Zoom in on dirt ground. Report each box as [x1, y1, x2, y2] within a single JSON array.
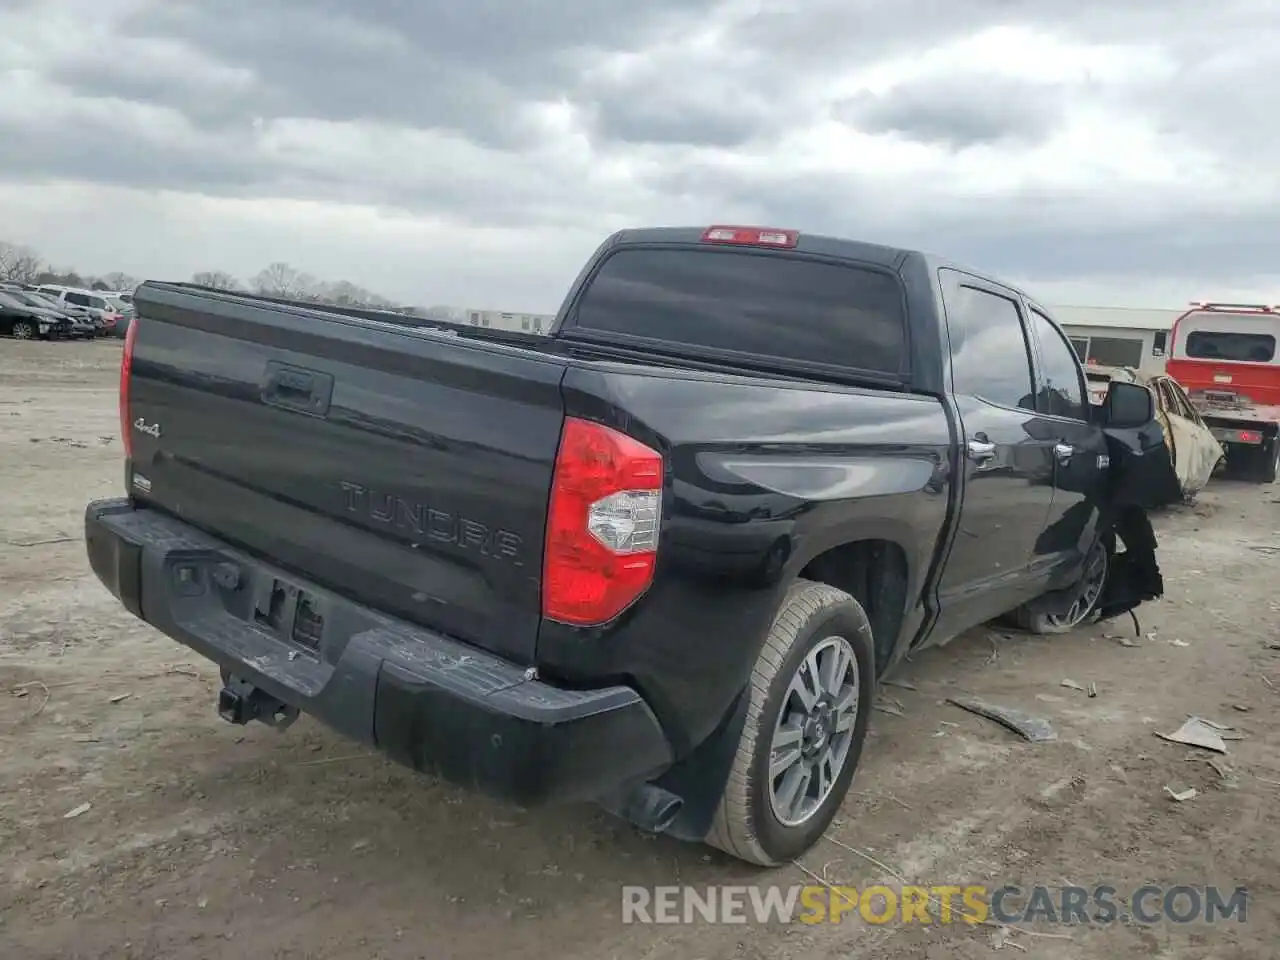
[[3, 338, 1279, 960]]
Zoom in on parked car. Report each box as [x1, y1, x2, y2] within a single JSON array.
[[0, 290, 75, 339], [2, 290, 96, 338], [1085, 364, 1224, 498], [25, 290, 107, 335], [85, 225, 1171, 867], [104, 290, 136, 313], [35, 285, 128, 334]]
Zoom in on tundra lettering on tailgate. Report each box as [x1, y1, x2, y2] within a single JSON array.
[[338, 481, 523, 564]]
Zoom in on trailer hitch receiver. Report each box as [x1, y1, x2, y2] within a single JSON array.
[[217, 675, 300, 730]]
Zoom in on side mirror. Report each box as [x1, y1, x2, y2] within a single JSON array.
[[1103, 380, 1153, 428]]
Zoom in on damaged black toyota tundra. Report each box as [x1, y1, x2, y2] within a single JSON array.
[[86, 226, 1172, 866]]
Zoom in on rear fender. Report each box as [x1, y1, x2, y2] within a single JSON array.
[[1030, 414, 1175, 623]]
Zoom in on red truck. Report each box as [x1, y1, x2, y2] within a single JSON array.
[[1165, 301, 1280, 484]]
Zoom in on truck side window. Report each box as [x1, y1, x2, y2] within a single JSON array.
[[1028, 309, 1087, 421], [946, 284, 1035, 410]]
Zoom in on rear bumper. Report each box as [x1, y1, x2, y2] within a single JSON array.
[[85, 498, 673, 807], [1206, 425, 1277, 446]]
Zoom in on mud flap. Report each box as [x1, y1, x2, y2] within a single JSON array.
[[1092, 418, 1178, 623]]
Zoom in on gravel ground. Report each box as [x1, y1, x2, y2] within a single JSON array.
[[3, 338, 1279, 959]]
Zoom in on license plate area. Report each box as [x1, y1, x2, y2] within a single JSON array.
[[254, 578, 325, 655]]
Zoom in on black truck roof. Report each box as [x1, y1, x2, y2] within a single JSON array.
[[597, 226, 1050, 313]]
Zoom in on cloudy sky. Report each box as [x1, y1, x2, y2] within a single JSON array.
[[1, 0, 1276, 311]]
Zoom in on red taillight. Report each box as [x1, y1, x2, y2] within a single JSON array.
[[701, 225, 799, 248], [542, 417, 664, 626], [1239, 431, 1263, 443], [119, 319, 138, 458]]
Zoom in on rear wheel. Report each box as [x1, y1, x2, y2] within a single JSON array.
[[705, 579, 875, 866], [1016, 536, 1108, 635], [1255, 442, 1279, 484], [1223, 441, 1278, 482]]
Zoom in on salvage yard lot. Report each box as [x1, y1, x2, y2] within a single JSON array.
[[2, 339, 1279, 960]]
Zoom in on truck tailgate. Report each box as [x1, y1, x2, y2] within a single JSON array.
[[126, 285, 567, 664]]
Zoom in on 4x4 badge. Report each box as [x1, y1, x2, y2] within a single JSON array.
[[133, 417, 161, 439]]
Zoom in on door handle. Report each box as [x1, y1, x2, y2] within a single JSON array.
[[967, 438, 996, 462], [274, 369, 315, 396], [1053, 442, 1074, 463]]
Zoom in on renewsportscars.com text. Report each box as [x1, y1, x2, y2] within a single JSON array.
[[621, 883, 1249, 926]]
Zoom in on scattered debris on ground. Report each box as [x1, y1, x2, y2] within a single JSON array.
[[945, 696, 1057, 743], [1155, 717, 1230, 753]]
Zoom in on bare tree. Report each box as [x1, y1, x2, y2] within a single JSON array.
[[319, 279, 358, 305], [101, 271, 140, 291], [34, 268, 88, 287], [294, 272, 320, 299], [0, 238, 399, 309], [0, 241, 45, 284], [191, 270, 240, 290], [251, 262, 317, 299], [317, 279, 393, 307]]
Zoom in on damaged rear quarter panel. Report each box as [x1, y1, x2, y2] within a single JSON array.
[[1092, 418, 1177, 622]]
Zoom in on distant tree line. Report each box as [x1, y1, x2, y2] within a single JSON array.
[[0, 240, 398, 309], [193, 262, 398, 309], [0, 240, 139, 292]]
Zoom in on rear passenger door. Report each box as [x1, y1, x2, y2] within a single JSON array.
[[1158, 377, 1222, 492], [1024, 305, 1107, 582], [931, 271, 1057, 640]]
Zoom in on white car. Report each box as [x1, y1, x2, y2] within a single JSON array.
[[1085, 365, 1225, 498], [35, 285, 130, 333]]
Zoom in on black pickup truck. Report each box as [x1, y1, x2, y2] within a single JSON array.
[[86, 225, 1170, 866]]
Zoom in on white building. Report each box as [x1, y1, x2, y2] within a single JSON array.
[[403, 305, 554, 333], [1050, 304, 1183, 374], [459, 308, 555, 333]]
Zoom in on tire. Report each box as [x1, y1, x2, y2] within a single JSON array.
[[1015, 536, 1108, 635], [12, 320, 35, 340], [1253, 442, 1279, 484], [705, 579, 876, 866]]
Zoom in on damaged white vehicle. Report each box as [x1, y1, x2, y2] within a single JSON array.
[[1085, 365, 1225, 499]]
